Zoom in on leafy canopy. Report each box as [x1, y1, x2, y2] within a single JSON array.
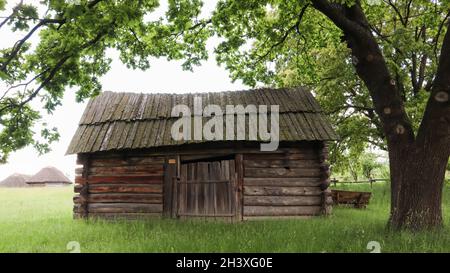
[[0, 0, 449, 167]]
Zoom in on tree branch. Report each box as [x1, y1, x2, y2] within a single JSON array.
[[0, 22, 111, 114], [386, 0, 407, 27], [0, 18, 66, 73], [0, 0, 23, 29], [0, 0, 104, 73], [256, 5, 309, 62], [417, 16, 450, 143], [313, 0, 415, 145]]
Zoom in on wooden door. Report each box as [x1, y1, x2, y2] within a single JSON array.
[[176, 159, 237, 220]]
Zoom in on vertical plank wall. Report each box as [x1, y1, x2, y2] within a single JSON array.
[[73, 153, 165, 219], [242, 146, 332, 220]]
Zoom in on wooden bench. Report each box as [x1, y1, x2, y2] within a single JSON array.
[[331, 190, 372, 208]]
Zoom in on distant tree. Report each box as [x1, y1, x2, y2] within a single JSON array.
[[347, 160, 360, 182], [360, 153, 382, 181]]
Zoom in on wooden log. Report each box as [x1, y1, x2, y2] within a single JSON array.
[[320, 179, 331, 190], [73, 212, 83, 219], [78, 155, 90, 218], [74, 203, 163, 213], [86, 213, 162, 220], [243, 159, 320, 168], [244, 196, 322, 206], [75, 175, 163, 185], [87, 184, 162, 194], [235, 154, 244, 221], [180, 154, 234, 162], [244, 178, 321, 187], [319, 163, 330, 171], [75, 167, 84, 175], [244, 153, 318, 161], [76, 154, 89, 165], [244, 186, 322, 196], [74, 193, 162, 204], [164, 157, 177, 217], [74, 184, 83, 193], [88, 146, 314, 159], [88, 165, 163, 175], [243, 205, 321, 216], [90, 157, 165, 167], [245, 167, 321, 178]]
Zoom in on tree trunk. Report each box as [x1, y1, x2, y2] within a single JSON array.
[[388, 141, 449, 231], [312, 0, 450, 231]]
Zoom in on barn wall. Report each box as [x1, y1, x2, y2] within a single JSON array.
[[73, 142, 332, 221], [242, 144, 332, 220], [73, 153, 165, 219]]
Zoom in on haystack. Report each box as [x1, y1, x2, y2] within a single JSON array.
[[26, 166, 72, 186], [0, 173, 31, 187]]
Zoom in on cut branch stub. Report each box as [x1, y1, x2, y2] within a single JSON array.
[[434, 91, 449, 103], [395, 124, 406, 135], [366, 54, 374, 62]]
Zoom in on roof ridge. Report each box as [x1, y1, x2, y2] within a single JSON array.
[[100, 87, 302, 96]]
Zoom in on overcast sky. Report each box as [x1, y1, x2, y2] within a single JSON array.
[[0, 0, 248, 180]]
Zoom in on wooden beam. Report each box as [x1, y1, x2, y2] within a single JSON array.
[[163, 156, 177, 218], [235, 154, 244, 221], [243, 205, 321, 216], [244, 196, 322, 206], [244, 186, 322, 196]]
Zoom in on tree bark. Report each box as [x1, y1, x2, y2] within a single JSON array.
[[313, 0, 450, 231], [388, 142, 448, 230]]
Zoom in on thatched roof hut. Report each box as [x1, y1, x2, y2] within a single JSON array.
[[0, 173, 31, 187], [26, 166, 72, 187]]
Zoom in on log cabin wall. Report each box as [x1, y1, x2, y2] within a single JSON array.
[[73, 153, 165, 219], [72, 142, 332, 221], [242, 144, 330, 220]]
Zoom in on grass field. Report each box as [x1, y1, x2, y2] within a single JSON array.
[[0, 183, 449, 253]]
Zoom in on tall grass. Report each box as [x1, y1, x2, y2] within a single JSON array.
[[0, 184, 448, 253]]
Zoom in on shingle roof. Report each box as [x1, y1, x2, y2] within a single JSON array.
[[67, 87, 337, 154]]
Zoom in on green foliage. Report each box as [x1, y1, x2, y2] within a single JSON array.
[[1, 0, 449, 167], [0, 0, 212, 161], [8, 4, 38, 31], [332, 151, 386, 182], [360, 153, 382, 180], [209, 1, 447, 173]]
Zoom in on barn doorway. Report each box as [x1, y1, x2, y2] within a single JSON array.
[[176, 156, 237, 220]]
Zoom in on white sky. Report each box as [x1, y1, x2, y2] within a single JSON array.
[[0, 0, 248, 180]]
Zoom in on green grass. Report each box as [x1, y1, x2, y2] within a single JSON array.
[[0, 183, 449, 253]]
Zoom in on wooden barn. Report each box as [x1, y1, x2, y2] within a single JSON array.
[[67, 87, 337, 221]]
